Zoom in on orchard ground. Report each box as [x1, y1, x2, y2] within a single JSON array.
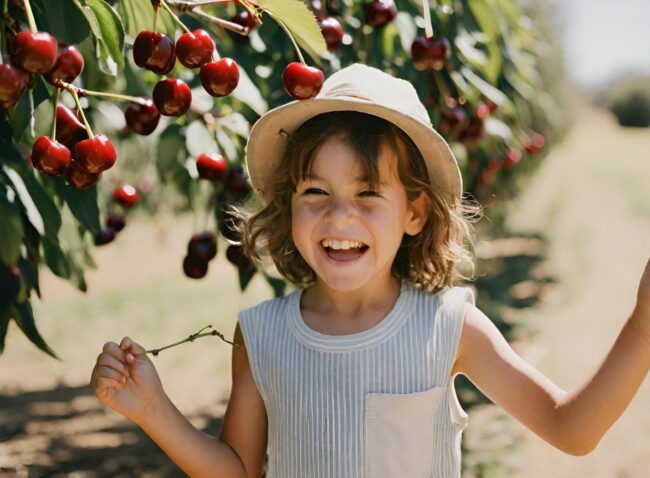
[[1, 103, 649, 477]]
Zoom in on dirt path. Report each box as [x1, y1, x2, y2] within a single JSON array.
[[502, 106, 650, 477]]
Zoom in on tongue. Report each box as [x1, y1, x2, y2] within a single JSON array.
[[327, 247, 364, 261]]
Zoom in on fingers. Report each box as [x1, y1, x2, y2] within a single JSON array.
[[119, 336, 147, 356], [96, 350, 129, 376]]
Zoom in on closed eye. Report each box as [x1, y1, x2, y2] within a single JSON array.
[[358, 190, 381, 198], [303, 188, 327, 195]]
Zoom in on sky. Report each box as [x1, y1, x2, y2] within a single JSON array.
[[559, 0, 650, 88]]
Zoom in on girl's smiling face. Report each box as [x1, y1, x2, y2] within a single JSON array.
[[291, 135, 428, 293]]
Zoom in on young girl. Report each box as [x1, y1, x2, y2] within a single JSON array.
[[91, 63, 650, 478]]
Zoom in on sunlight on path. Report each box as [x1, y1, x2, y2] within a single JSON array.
[[506, 106, 650, 477]]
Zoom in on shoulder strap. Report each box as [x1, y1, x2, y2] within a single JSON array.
[[237, 295, 289, 402], [434, 286, 475, 383]]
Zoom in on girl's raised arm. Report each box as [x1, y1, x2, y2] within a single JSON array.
[[453, 258, 650, 456]]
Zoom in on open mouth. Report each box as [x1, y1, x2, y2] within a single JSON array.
[[320, 239, 369, 262]]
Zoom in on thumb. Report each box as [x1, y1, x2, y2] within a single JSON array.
[[120, 336, 147, 355]]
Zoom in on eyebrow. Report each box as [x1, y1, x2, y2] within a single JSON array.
[[305, 173, 388, 187]]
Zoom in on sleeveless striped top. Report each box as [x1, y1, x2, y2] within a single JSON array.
[[238, 282, 474, 478]]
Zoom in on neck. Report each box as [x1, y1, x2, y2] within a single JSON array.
[[303, 275, 402, 320]]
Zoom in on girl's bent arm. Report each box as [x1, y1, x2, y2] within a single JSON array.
[[136, 323, 267, 477], [136, 394, 247, 477], [454, 302, 650, 456]]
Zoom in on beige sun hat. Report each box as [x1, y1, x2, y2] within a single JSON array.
[[245, 63, 462, 203]]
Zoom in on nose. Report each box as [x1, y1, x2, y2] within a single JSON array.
[[325, 195, 356, 226]]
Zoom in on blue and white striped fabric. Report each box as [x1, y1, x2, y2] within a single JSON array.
[[238, 282, 474, 478]]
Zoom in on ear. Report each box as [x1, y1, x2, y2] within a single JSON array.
[[405, 192, 430, 236]]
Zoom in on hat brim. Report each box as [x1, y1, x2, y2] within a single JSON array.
[[245, 97, 462, 203]]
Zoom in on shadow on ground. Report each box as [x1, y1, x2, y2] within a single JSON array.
[[0, 383, 225, 477], [0, 232, 553, 478]]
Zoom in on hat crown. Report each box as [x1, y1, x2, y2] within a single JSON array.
[[316, 63, 432, 127]]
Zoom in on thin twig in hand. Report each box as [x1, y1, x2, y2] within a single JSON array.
[[142, 325, 241, 356]]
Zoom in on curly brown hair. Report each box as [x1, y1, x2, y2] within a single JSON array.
[[230, 111, 481, 293]]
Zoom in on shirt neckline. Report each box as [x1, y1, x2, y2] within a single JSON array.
[[287, 281, 414, 352]]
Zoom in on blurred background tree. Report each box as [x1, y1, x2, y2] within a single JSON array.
[[0, 0, 567, 359]]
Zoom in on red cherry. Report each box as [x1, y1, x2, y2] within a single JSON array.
[[187, 231, 217, 262], [124, 99, 160, 135], [132, 31, 176, 75], [475, 102, 491, 119], [31, 136, 71, 176], [226, 245, 253, 270], [0, 61, 30, 109], [438, 107, 468, 137], [524, 133, 545, 154], [224, 167, 252, 200], [503, 148, 522, 168], [196, 153, 228, 182], [176, 29, 214, 68], [95, 227, 116, 246], [153, 78, 192, 116], [113, 184, 139, 208], [106, 213, 126, 232], [411, 36, 450, 71], [319, 17, 344, 52], [65, 160, 100, 189], [282, 62, 324, 100], [183, 255, 209, 279], [363, 0, 397, 28], [230, 11, 259, 36], [0, 265, 21, 302], [44, 44, 84, 85], [74, 134, 117, 174], [199, 58, 239, 97], [460, 117, 484, 142], [55, 105, 88, 149], [11, 31, 58, 73]]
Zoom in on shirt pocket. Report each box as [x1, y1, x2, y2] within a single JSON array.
[[364, 385, 445, 478]]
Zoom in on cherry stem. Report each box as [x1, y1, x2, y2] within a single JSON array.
[[264, 9, 305, 65], [191, 7, 246, 38], [66, 86, 94, 139], [160, 0, 192, 34], [422, 0, 434, 39], [168, 0, 234, 8], [50, 88, 58, 140], [56, 80, 149, 105], [141, 325, 241, 356], [153, 4, 159, 33], [21, 0, 37, 33], [432, 70, 452, 107]]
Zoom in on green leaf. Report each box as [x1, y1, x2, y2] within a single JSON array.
[[76, 0, 125, 75], [263, 274, 286, 298], [0, 303, 11, 355], [186, 121, 217, 159], [157, 123, 192, 194], [461, 66, 512, 111], [238, 266, 256, 291], [257, 0, 329, 63], [0, 188, 24, 267], [232, 64, 268, 117], [13, 301, 59, 359], [54, 181, 101, 234], [31, 0, 90, 44], [7, 90, 34, 143], [0, 144, 61, 240], [466, 0, 503, 84], [118, 0, 175, 38], [42, 235, 72, 280]]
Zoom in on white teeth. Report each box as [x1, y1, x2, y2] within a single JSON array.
[[321, 239, 365, 250]]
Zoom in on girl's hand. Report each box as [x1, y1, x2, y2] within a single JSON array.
[[90, 336, 166, 425]]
